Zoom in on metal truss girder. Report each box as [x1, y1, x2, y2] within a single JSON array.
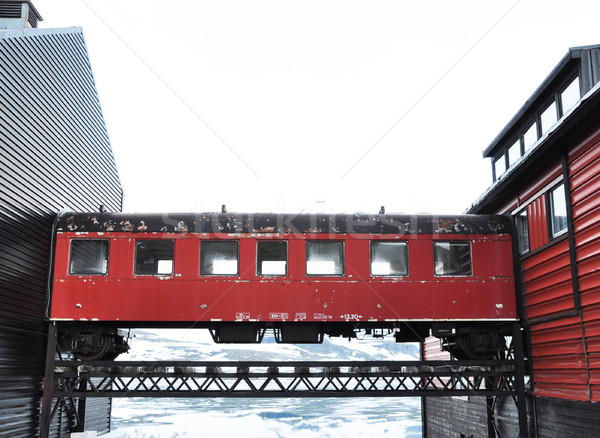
[[53, 360, 517, 398]]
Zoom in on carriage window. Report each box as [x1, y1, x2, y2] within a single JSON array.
[[550, 183, 568, 237], [200, 241, 239, 275], [515, 209, 530, 254], [69, 240, 108, 275], [370, 241, 408, 276], [433, 242, 472, 276], [306, 241, 344, 276], [135, 240, 174, 275], [257, 241, 287, 276]]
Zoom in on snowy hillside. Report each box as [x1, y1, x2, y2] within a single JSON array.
[[105, 329, 422, 438], [117, 328, 420, 362]]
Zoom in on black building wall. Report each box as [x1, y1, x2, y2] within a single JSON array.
[[0, 27, 122, 436]]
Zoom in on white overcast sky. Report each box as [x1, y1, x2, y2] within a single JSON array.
[[36, 1, 600, 214]]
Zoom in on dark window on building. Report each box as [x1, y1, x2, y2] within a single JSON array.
[[523, 121, 538, 151], [200, 241, 239, 275], [306, 241, 344, 276], [69, 240, 109, 275], [433, 242, 472, 276], [540, 100, 558, 135], [515, 209, 530, 254], [494, 155, 506, 179], [550, 183, 568, 237], [135, 240, 174, 275], [370, 241, 408, 276], [507, 139, 520, 167], [257, 241, 287, 276], [560, 76, 580, 115]]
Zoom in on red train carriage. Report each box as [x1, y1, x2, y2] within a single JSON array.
[[48, 212, 517, 359]]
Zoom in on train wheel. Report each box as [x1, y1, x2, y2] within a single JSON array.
[[73, 333, 111, 361], [451, 332, 505, 360]]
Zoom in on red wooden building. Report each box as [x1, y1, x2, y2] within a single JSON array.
[[425, 45, 600, 437]]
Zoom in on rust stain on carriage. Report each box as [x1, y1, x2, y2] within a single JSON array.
[[175, 221, 188, 232]]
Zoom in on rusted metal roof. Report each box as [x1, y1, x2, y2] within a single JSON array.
[[55, 211, 514, 236]]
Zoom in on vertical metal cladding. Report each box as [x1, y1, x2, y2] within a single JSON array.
[[527, 196, 549, 251], [0, 27, 122, 436], [569, 124, 600, 402]]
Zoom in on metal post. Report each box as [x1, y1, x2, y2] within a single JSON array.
[[73, 382, 87, 432], [486, 393, 496, 438], [513, 323, 529, 438], [40, 323, 57, 438], [419, 342, 427, 438]]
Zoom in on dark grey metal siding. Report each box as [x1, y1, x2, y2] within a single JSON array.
[[534, 396, 600, 437], [425, 396, 600, 438], [0, 27, 122, 437]]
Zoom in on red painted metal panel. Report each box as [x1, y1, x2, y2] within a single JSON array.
[[522, 239, 573, 319], [574, 222, 600, 257], [532, 339, 585, 356], [571, 190, 600, 227], [50, 232, 517, 323], [528, 196, 549, 251], [586, 338, 600, 353], [570, 172, 600, 210], [534, 384, 590, 401], [529, 313, 589, 400], [562, 126, 600, 403], [568, 131, 600, 179], [522, 238, 571, 279], [534, 369, 588, 385], [529, 315, 583, 344]]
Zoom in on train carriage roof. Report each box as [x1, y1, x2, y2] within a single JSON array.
[[56, 212, 512, 235]]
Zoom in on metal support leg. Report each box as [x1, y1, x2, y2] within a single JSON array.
[[513, 323, 528, 438], [73, 382, 87, 432], [419, 342, 428, 438], [40, 323, 57, 438], [486, 393, 496, 438]]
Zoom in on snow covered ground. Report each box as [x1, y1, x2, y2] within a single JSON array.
[[103, 329, 422, 437]]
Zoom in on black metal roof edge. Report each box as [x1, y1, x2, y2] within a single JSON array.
[[55, 211, 513, 235], [467, 77, 600, 214], [482, 45, 600, 158], [26, 1, 42, 21], [0, 0, 43, 21]]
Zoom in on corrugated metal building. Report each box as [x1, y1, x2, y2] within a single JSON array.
[[0, 2, 122, 436], [425, 45, 600, 437]]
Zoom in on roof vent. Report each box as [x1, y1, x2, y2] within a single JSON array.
[[0, 1, 42, 29]]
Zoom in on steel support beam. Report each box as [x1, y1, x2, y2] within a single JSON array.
[[52, 360, 517, 398], [513, 323, 529, 438], [40, 323, 57, 438]]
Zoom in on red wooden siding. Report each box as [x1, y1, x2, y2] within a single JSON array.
[[569, 124, 600, 402]]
